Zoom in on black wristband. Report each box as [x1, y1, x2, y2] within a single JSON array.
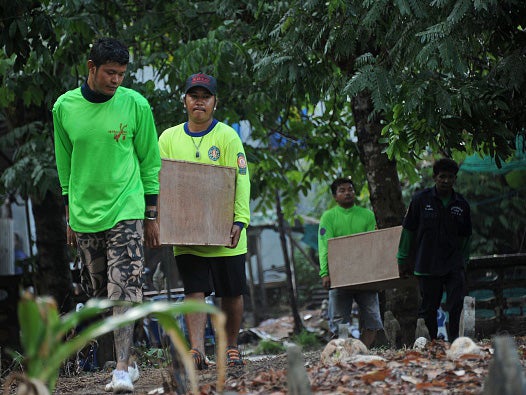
[[145, 209, 158, 220], [145, 194, 158, 206]]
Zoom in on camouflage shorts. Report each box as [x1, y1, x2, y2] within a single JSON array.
[[76, 220, 144, 302]]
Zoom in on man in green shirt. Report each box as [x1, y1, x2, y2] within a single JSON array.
[[53, 37, 161, 393], [318, 177, 383, 347], [159, 73, 250, 370]]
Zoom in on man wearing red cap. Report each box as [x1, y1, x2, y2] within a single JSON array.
[[159, 73, 250, 370]]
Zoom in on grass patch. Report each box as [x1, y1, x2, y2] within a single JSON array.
[[291, 330, 322, 350], [255, 339, 286, 355]]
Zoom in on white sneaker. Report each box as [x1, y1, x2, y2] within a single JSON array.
[[128, 362, 140, 383], [104, 369, 134, 393]]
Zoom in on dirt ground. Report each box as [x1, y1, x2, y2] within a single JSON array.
[[50, 350, 303, 395], [50, 311, 324, 395], [1, 308, 525, 394], [49, 335, 526, 395]]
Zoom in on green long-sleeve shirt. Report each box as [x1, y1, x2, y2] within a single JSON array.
[[158, 120, 250, 257], [53, 86, 161, 232], [318, 205, 376, 278]]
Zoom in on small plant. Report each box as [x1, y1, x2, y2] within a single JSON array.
[[255, 339, 286, 355], [291, 330, 321, 350], [127, 346, 171, 369], [4, 291, 227, 395], [145, 347, 167, 361], [0, 350, 24, 381], [293, 249, 321, 307]]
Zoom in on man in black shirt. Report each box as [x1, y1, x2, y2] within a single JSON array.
[[397, 158, 472, 341]]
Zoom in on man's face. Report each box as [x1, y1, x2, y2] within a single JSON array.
[[334, 182, 355, 208], [184, 87, 216, 125], [88, 61, 127, 96], [433, 171, 457, 194]]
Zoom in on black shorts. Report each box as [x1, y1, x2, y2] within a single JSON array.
[[176, 254, 248, 297]]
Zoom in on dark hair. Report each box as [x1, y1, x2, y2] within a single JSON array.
[[330, 177, 355, 195], [433, 158, 459, 175], [89, 37, 129, 67]]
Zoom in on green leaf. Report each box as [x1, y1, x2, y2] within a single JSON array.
[[17, 19, 28, 37], [17, 293, 46, 359], [39, 299, 219, 390], [8, 21, 17, 38]]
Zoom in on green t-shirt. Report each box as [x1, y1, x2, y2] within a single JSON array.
[[317, 205, 376, 278], [53, 86, 161, 232], [158, 120, 250, 257]]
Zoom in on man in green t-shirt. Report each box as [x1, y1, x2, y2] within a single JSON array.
[[159, 73, 250, 370], [53, 37, 161, 393], [318, 177, 383, 347]]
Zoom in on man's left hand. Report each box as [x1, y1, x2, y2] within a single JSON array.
[[227, 223, 242, 248], [144, 220, 160, 248], [322, 275, 331, 290]]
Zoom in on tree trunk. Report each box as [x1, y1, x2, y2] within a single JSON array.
[[351, 91, 419, 347], [351, 92, 406, 228], [275, 191, 303, 335], [31, 190, 74, 313]]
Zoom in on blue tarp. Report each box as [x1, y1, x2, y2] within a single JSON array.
[[301, 223, 319, 251], [460, 135, 526, 174]]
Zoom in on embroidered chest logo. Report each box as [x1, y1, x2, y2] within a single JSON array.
[[109, 123, 128, 142], [208, 146, 220, 161], [424, 204, 434, 212], [450, 206, 464, 216]]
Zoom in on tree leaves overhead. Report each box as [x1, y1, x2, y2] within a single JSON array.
[[1, 0, 525, 218], [386, 0, 526, 162], [0, 121, 57, 201]]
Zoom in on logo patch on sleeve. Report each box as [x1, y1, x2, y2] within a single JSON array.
[[237, 153, 247, 175], [320, 228, 326, 236]]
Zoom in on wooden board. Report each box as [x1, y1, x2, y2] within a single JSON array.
[[158, 159, 236, 246], [328, 225, 415, 290]]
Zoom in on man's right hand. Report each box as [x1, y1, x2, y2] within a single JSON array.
[[67, 223, 77, 247], [144, 219, 161, 248], [322, 276, 331, 290], [398, 264, 412, 278]]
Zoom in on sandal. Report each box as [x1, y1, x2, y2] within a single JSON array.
[[226, 345, 245, 367], [189, 348, 208, 370]]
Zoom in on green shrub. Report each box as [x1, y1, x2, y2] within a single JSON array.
[[293, 249, 321, 307]]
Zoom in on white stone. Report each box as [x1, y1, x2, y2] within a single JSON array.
[[447, 336, 482, 360], [320, 338, 368, 365], [413, 336, 428, 350]]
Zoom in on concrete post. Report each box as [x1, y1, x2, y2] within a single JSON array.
[[460, 296, 476, 338], [0, 218, 14, 275]]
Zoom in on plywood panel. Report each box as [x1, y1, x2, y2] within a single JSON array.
[[158, 159, 236, 246], [328, 226, 414, 290]]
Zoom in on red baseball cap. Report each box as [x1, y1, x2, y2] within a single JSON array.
[[184, 73, 217, 95]]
